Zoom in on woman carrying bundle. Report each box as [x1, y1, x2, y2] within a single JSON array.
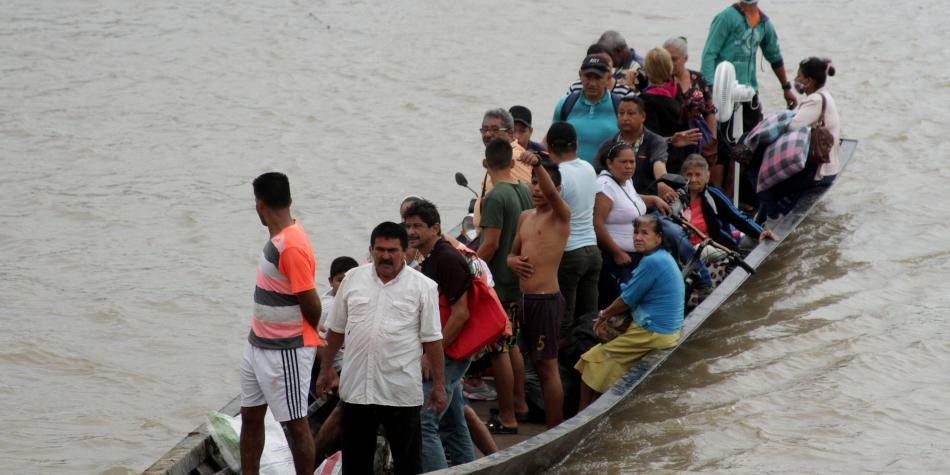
[[757, 57, 840, 222]]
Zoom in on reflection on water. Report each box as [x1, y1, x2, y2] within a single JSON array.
[[2, 0, 950, 473]]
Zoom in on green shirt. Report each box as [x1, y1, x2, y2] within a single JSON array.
[[479, 182, 533, 303], [700, 5, 783, 91]]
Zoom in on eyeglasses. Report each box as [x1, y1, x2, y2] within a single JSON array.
[[479, 127, 509, 134]]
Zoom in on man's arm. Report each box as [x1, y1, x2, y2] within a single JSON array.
[[761, 23, 797, 109], [441, 290, 469, 347], [315, 330, 343, 395], [422, 340, 446, 414], [477, 227, 502, 262], [296, 288, 322, 330], [518, 151, 570, 222], [700, 13, 730, 82], [506, 212, 534, 280]]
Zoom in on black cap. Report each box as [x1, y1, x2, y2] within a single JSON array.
[[580, 54, 610, 76], [509, 105, 532, 128]]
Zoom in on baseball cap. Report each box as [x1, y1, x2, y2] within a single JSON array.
[[740, 0, 758, 4], [509, 105, 532, 128], [580, 54, 610, 76]]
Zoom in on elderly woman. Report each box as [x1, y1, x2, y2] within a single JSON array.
[[664, 36, 720, 186], [641, 47, 702, 173], [593, 143, 671, 307], [680, 155, 776, 254], [757, 57, 840, 221], [576, 214, 685, 409]]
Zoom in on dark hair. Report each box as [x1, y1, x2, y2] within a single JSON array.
[[402, 199, 441, 227], [634, 214, 663, 237], [586, 43, 609, 56], [329, 256, 359, 279], [799, 57, 836, 88], [485, 137, 513, 170], [546, 121, 577, 156], [370, 221, 408, 250], [619, 94, 645, 114], [600, 142, 634, 170], [534, 163, 562, 188], [252, 172, 291, 209]]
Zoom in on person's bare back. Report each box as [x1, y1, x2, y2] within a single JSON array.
[[508, 153, 571, 295]]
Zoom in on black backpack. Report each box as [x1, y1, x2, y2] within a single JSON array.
[[559, 90, 623, 122]]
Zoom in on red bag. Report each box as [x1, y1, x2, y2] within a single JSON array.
[[438, 277, 508, 360]]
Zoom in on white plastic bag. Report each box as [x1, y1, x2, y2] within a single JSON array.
[[206, 409, 296, 474], [315, 451, 343, 475]]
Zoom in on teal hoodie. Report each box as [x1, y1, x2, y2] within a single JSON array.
[[700, 4, 784, 91]]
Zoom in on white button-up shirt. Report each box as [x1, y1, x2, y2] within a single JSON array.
[[326, 263, 442, 407]]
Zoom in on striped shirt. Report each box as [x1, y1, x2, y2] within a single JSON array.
[[249, 222, 320, 349]]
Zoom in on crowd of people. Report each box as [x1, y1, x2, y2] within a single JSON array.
[[236, 2, 842, 474]]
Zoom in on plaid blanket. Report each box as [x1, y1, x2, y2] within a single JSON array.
[[742, 111, 811, 192]]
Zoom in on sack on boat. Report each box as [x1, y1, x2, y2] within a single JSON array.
[[742, 110, 810, 193], [593, 313, 631, 343], [206, 409, 295, 474], [438, 275, 508, 360]]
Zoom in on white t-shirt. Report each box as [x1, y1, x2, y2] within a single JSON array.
[[318, 289, 344, 372], [597, 171, 647, 252], [326, 263, 442, 407]]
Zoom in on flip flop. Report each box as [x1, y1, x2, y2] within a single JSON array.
[[486, 409, 519, 435], [486, 418, 518, 435]]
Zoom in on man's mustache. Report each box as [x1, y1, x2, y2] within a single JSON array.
[[378, 258, 394, 266]]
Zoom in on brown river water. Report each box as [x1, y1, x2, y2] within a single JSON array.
[[2, 0, 948, 473]]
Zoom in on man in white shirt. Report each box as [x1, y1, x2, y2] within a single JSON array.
[[317, 222, 447, 475]]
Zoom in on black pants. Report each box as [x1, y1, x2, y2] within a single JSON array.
[[341, 402, 422, 475]]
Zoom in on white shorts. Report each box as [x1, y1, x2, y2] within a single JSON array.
[[241, 342, 316, 422]]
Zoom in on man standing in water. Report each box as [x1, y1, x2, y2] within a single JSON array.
[[318, 222, 446, 475], [507, 154, 571, 428], [241, 172, 321, 475]]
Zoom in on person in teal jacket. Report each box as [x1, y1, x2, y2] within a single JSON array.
[[701, 0, 797, 125]]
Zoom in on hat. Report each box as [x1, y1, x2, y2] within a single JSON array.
[[740, 0, 758, 4], [580, 54, 610, 76], [509, 105, 532, 128]]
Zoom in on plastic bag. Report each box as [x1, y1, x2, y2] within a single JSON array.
[[315, 451, 343, 475], [206, 409, 296, 474]]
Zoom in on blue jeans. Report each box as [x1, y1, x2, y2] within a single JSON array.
[[421, 356, 473, 471], [659, 216, 713, 288]]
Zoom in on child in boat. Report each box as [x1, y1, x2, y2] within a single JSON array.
[[507, 152, 571, 428]]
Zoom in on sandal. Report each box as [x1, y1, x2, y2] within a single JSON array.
[[486, 408, 518, 435]]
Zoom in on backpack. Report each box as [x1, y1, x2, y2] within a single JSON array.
[[807, 93, 834, 166], [559, 90, 623, 122]]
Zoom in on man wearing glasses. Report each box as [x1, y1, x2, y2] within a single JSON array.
[[473, 108, 532, 227], [552, 55, 621, 166]]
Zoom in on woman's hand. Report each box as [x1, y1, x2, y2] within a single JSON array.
[[655, 182, 678, 203], [644, 195, 672, 216], [613, 251, 632, 266], [759, 230, 778, 241]]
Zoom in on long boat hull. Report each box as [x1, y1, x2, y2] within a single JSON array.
[[144, 139, 857, 475]]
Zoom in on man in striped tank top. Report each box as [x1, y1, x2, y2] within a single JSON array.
[[240, 172, 322, 475]]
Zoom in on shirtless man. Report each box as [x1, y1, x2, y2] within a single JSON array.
[[506, 153, 571, 428]]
